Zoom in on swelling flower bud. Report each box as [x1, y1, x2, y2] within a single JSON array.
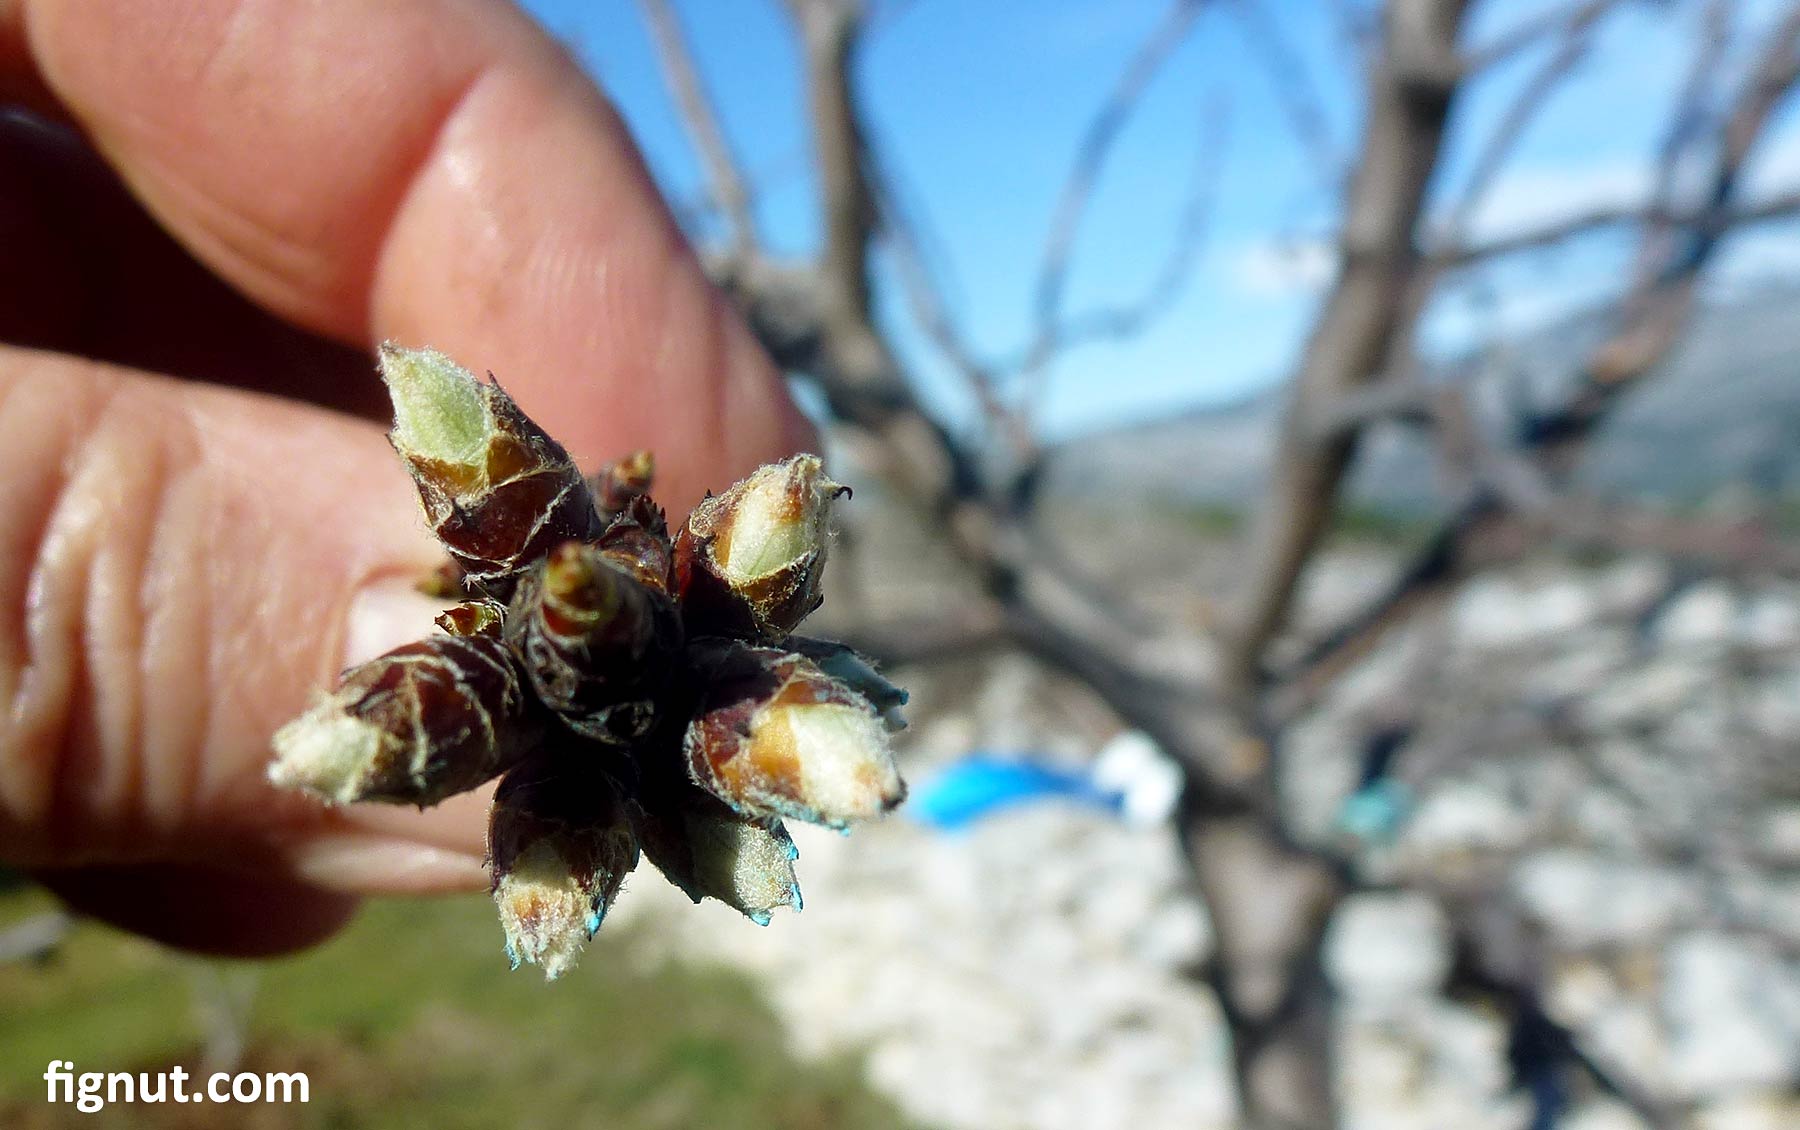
[[589, 449, 656, 520], [596, 495, 674, 595], [436, 599, 506, 637], [489, 760, 639, 980], [630, 761, 803, 925], [506, 542, 680, 743], [685, 643, 905, 829], [268, 626, 539, 806], [380, 344, 602, 600], [787, 637, 909, 732], [674, 455, 847, 640]]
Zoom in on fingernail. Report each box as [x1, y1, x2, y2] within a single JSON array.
[[344, 576, 451, 667], [286, 834, 489, 894]]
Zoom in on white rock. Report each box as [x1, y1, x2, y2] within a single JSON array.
[[1663, 933, 1800, 1099], [1738, 591, 1800, 649], [1655, 584, 1737, 649], [1326, 893, 1452, 1009], [1591, 557, 1672, 617], [1578, 658, 1713, 730], [1400, 780, 1533, 856], [1753, 806, 1800, 867], [1513, 850, 1703, 948], [1453, 573, 1597, 648], [1695, 1091, 1800, 1130]]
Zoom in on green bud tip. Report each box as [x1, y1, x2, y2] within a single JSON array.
[[719, 455, 842, 583], [378, 343, 493, 466]]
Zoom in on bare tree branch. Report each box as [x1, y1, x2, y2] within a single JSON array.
[[676, 6, 1800, 1127], [791, 0, 879, 329], [1460, 0, 1625, 74], [1030, 0, 1208, 359], [872, 3, 1226, 451], [1288, 0, 1800, 694], [1362, 0, 1615, 423], [1016, 96, 1229, 414], [1629, 0, 1735, 292], [1433, 0, 1616, 248], [1434, 184, 1800, 268], [766, 0, 1258, 802], [1222, 0, 1472, 699], [1225, 0, 1345, 189], [636, 0, 759, 260]]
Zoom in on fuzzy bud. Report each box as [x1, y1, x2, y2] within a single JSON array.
[[488, 760, 639, 980], [684, 642, 905, 829], [674, 455, 847, 640], [506, 541, 681, 743], [435, 599, 506, 637], [597, 495, 674, 596], [588, 449, 656, 520], [629, 760, 802, 925], [787, 637, 909, 732], [269, 628, 539, 806], [380, 344, 602, 601]]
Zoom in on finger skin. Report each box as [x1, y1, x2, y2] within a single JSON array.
[[0, 346, 489, 882], [6, 0, 815, 514], [0, 113, 384, 416], [35, 864, 360, 958]]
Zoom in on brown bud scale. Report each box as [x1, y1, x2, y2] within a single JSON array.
[[674, 455, 847, 641], [270, 630, 539, 807]]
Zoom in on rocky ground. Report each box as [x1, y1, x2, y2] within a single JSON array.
[[609, 524, 1800, 1129]]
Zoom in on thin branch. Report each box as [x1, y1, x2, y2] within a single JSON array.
[[1433, 0, 1615, 249], [870, 143, 1017, 435], [1224, 0, 1344, 190], [791, 0, 879, 326], [1436, 185, 1800, 267], [636, 0, 759, 259], [1015, 95, 1229, 398], [1461, 0, 1625, 74], [839, 611, 1010, 666], [1648, 0, 1735, 213], [770, 0, 1263, 798], [1370, 0, 1614, 417], [1630, 0, 1736, 291], [1030, 0, 1208, 351]]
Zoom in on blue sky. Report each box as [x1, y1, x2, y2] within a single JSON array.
[[520, 0, 1800, 438]]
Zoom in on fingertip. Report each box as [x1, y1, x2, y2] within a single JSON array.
[[34, 864, 361, 958]]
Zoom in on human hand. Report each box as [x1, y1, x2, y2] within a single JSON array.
[[0, 0, 812, 956]]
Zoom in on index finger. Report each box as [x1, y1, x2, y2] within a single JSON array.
[[3, 0, 812, 513]]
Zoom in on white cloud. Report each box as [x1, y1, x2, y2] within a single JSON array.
[[1455, 161, 1649, 245], [1455, 124, 1800, 248], [1230, 124, 1800, 305], [1232, 238, 1337, 297]]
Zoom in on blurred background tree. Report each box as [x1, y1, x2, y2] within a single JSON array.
[[544, 1, 1800, 1127]]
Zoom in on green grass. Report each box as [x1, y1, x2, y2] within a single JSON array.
[[0, 887, 918, 1130]]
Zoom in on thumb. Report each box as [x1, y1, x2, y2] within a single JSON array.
[[0, 345, 493, 903]]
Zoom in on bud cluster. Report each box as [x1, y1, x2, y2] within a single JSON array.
[[269, 346, 906, 978]]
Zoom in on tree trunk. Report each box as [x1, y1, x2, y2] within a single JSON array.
[[1184, 810, 1346, 1130]]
